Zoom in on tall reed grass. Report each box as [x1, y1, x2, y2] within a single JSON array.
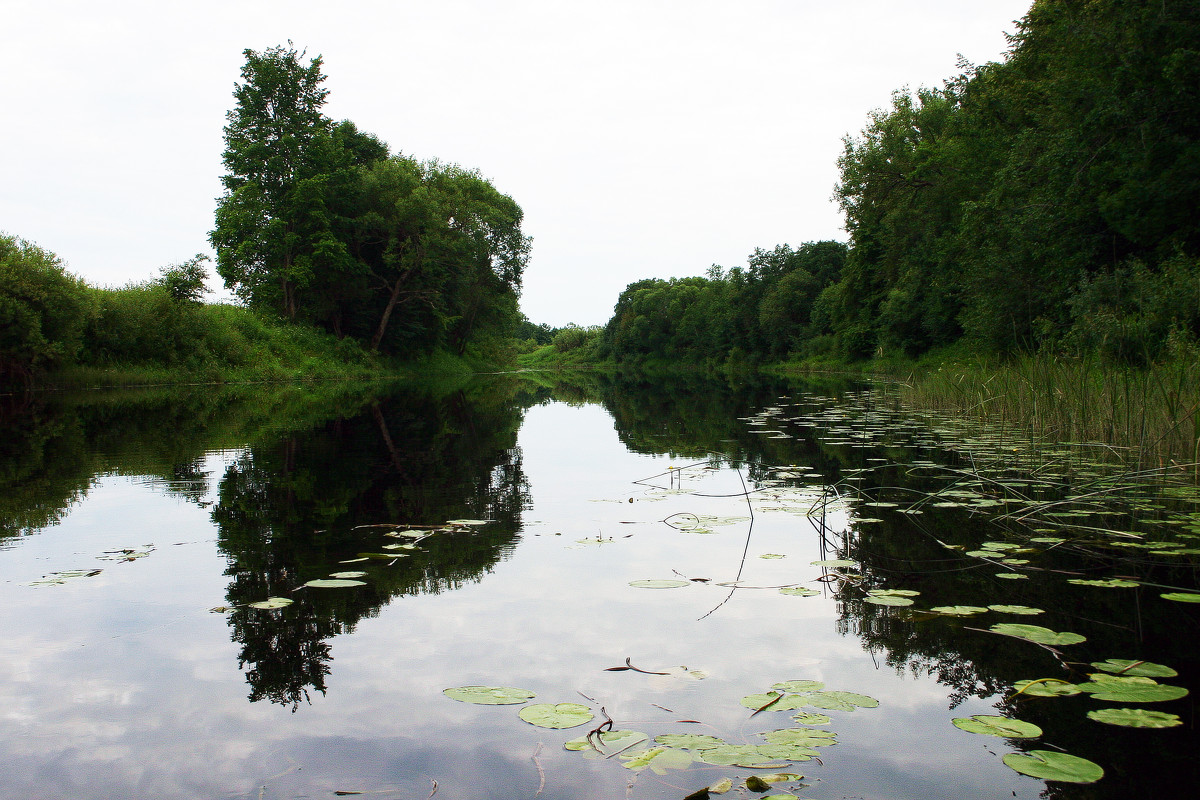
[[900, 353, 1200, 472]]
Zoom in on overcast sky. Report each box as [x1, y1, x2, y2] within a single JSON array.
[[4, 0, 1032, 327]]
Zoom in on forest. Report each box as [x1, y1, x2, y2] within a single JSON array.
[[567, 0, 1199, 370]]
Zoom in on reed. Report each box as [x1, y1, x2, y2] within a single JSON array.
[[900, 353, 1200, 472]]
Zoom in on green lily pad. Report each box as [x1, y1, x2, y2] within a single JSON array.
[[1161, 592, 1200, 603], [565, 730, 648, 752], [1087, 708, 1183, 728], [868, 589, 921, 597], [952, 715, 1042, 738], [708, 778, 734, 794], [756, 743, 820, 761], [1014, 679, 1081, 697], [790, 711, 832, 725], [779, 587, 821, 597], [761, 727, 838, 746], [929, 605, 989, 616], [802, 691, 879, 711], [1002, 750, 1103, 783], [329, 571, 367, 579], [654, 733, 726, 750], [304, 578, 366, 588], [629, 579, 691, 589], [810, 559, 858, 568], [990, 623, 1086, 646], [772, 680, 825, 693], [519, 702, 594, 728], [1068, 578, 1139, 588], [620, 746, 695, 773], [1090, 659, 1177, 678], [443, 685, 536, 705], [698, 745, 782, 767], [1075, 675, 1188, 702], [740, 692, 810, 711], [995, 573, 1029, 580], [988, 605, 1044, 615], [760, 553, 787, 559], [248, 597, 294, 609], [864, 595, 914, 606]]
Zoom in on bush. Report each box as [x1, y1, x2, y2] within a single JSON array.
[[0, 234, 90, 385]]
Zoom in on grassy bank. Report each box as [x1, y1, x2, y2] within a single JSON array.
[[894, 353, 1200, 470]]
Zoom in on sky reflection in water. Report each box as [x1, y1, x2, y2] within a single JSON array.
[[0, 388, 1186, 799]]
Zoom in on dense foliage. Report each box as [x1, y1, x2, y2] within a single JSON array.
[[211, 44, 530, 357], [597, 0, 1200, 367]]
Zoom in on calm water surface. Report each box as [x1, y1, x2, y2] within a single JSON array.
[[0, 376, 1196, 799]]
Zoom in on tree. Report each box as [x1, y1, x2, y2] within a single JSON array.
[[0, 234, 90, 387], [157, 254, 211, 304], [210, 43, 333, 317]]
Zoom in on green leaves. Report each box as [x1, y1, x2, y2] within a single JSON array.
[[628, 579, 691, 589], [1074, 675, 1188, 703], [303, 578, 366, 588]]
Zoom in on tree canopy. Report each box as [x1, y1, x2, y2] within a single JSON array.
[[210, 44, 530, 356]]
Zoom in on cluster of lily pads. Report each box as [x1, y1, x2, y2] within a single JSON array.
[[26, 544, 155, 586], [235, 520, 490, 611], [443, 678, 884, 798]]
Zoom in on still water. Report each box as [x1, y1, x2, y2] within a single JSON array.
[[0, 375, 1196, 799]]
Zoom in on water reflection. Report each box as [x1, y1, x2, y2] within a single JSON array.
[[0, 373, 1196, 798]]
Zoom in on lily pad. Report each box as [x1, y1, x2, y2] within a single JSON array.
[[565, 730, 648, 752], [988, 605, 1044, 615], [740, 692, 810, 711], [929, 605, 989, 616], [1014, 679, 1081, 697], [444, 685, 536, 705], [952, 715, 1042, 738], [248, 597, 294, 609], [990, 623, 1086, 646], [329, 571, 367, 579], [779, 587, 821, 597], [620, 746, 694, 774], [1068, 578, 1139, 588], [759, 553, 787, 559], [698, 745, 782, 767], [864, 595, 914, 606], [868, 588, 921, 597], [519, 702, 594, 729], [629, 579, 691, 589], [1087, 708, 1183, 728], [995, 573, 1029, 580], [1090, 659, 1177, 678], [761, 727, 838, 746], [1161, 592, 1200, 603], [654, 733, 726, 750], [802, 691, 879, 711], [790, 711, 832, 725], [1002, 750, 1103, 783], [810, 559, 858, 568], [772, 680, 825, 693], [1075, 675, 1188, 702], [304, 578, 367, 588]]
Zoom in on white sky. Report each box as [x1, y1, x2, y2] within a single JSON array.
[[3, 0, 1032, 328]]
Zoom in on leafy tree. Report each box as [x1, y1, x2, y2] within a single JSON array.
[[210, 43, 334, 317], [157, 254, 211, 304], [0, 234, 90, 386]]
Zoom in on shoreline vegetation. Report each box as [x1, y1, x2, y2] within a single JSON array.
[[5, 3, 1198, 469]]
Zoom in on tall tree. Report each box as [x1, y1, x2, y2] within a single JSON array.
[[210, 44, 332, 317]]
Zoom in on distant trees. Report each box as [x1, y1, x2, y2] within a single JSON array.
[[210, 44, 530, 356], [603, 0, 1200, 368]]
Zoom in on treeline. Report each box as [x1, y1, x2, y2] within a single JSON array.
[[592, 0, 1199, 368], [0, 233, 373, 388], [2, 44, 531, 388]]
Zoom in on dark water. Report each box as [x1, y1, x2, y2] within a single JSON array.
[[0, 374, 1196, 799]]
